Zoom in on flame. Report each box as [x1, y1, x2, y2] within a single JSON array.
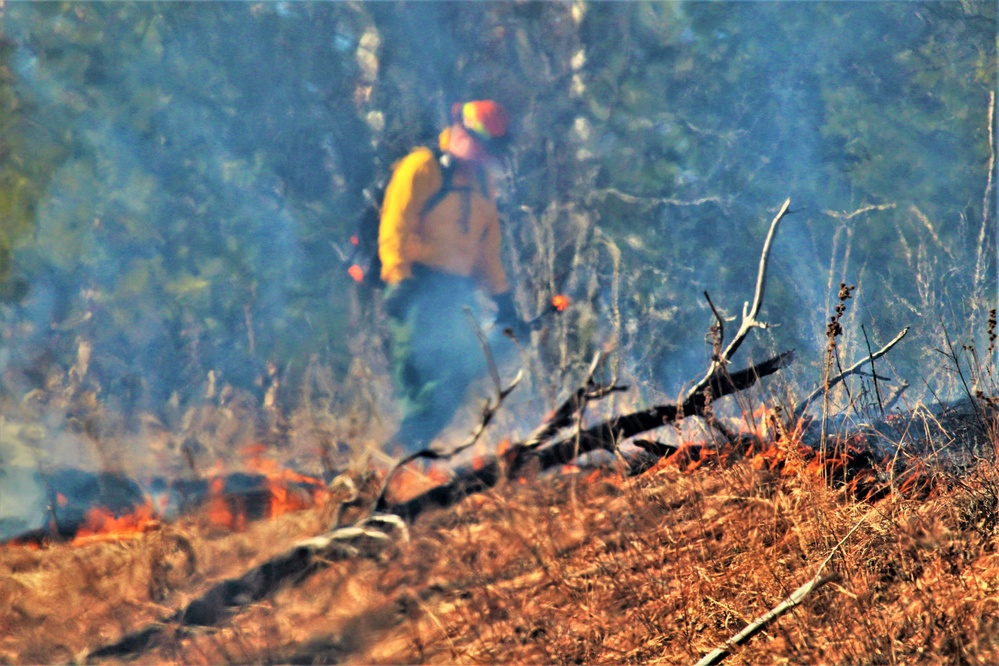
[[348, 264, 365, 283], [427, 466, 451, 485], [71, 502, 159, 545], [201, 447, 329, 530], [552, 294, 570, 312], [1, 450, 332, 547], [742, 403, 775, 438], [350, 234, 360, 246], [205, 474, 245, 530]]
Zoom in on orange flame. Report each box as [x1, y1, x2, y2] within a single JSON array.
[[71, 502, 159, 545], [200, 447, 329, 531], [552, 294, 570, 312], [205, 474, 245, 530], [348, 264, 365, 283]]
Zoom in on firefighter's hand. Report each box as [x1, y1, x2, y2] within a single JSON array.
[[383, 279, 417, 319], [493, 291, 531, 341]]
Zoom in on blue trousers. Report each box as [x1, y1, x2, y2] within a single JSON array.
[[386, 265, 493, 454]]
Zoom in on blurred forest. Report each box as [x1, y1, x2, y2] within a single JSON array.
[[0, 2, 995, 448]]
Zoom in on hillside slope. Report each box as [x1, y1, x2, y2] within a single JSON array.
[[2, 443, 998, 665]]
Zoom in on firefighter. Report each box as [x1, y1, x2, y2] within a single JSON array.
[[378, 100, 528, 455]]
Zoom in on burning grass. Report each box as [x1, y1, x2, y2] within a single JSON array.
[[2, 428, 998, 665]]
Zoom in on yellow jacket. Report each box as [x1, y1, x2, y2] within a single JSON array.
[[378, 131, 510, 295]]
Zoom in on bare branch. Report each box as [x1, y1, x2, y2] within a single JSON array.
[[795, 327, 909, 416], [695, 510, 872, 666], [823, 203, 896, 220], [704, 290, 727, 362], [585, 187, 724, 209], [466, 307, 502, 393], [686, 198, 791, 403], [973, 90, 995, 315], [860, 324, 885, 414], [521, 352, 628, 450]]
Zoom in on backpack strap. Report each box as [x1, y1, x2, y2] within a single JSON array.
[[418, 148, 490, 234], [419, 147, 454, 217]]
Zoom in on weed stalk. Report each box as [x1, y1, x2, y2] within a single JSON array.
[[821, 283, 855, 465]]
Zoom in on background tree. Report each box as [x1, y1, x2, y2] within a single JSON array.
[[0, 1, 994, 440]]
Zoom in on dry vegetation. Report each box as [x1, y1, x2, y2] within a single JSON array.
[[2, 399, 998, 665], [2, 204, 995, 664]]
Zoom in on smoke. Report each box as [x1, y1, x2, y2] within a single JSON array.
[[2, 4, 313, 412], [0, 2, 993, 459]]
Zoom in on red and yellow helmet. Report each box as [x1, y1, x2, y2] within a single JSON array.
[[451, 100, 511, 154]]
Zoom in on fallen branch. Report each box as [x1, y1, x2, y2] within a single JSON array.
[[521, 350, 795, 471], [382, 349, 795, 521], [87, 514, 407, 660], [694, 510, 872, 666]]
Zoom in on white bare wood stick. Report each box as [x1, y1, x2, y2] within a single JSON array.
[[694, 510, 871, 666], [685, 198, 792, 404]]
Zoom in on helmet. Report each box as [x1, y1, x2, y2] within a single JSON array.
[[451, 100, 511, 155]]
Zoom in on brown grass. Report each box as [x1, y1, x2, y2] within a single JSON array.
[[2, 434, 997, 665]]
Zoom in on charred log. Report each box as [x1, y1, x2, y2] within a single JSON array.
[[87, 514, 406, 660], [378, 350, 795, 521], [522, 350, 796, 470]]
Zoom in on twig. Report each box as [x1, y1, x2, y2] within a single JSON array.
[[703, 290, 727, 362], [860, 324, 885, 414], [468, 307, 502, 392], [939, 322, 988, 434], [585, 187, 724, 209], [973, 91, 995, 312], [823, 203, 896, 220], [520, 352, 627, 450], [795, 327, 909, 416], [372, 369, 523, 512], [694, 510, 872, 666], [372, 310, 523, 512]]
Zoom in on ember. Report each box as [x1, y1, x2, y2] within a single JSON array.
[[348, 264, 365, 283], [526, 293, 572, 330]]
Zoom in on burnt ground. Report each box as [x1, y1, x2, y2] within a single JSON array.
[[2, 421, 998, 665]]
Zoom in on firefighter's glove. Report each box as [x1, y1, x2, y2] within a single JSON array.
[[494, 291, 530, 341], [383, 279, 417, 320]]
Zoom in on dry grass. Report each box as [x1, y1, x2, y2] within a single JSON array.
[[2, 426, 997, 665]]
